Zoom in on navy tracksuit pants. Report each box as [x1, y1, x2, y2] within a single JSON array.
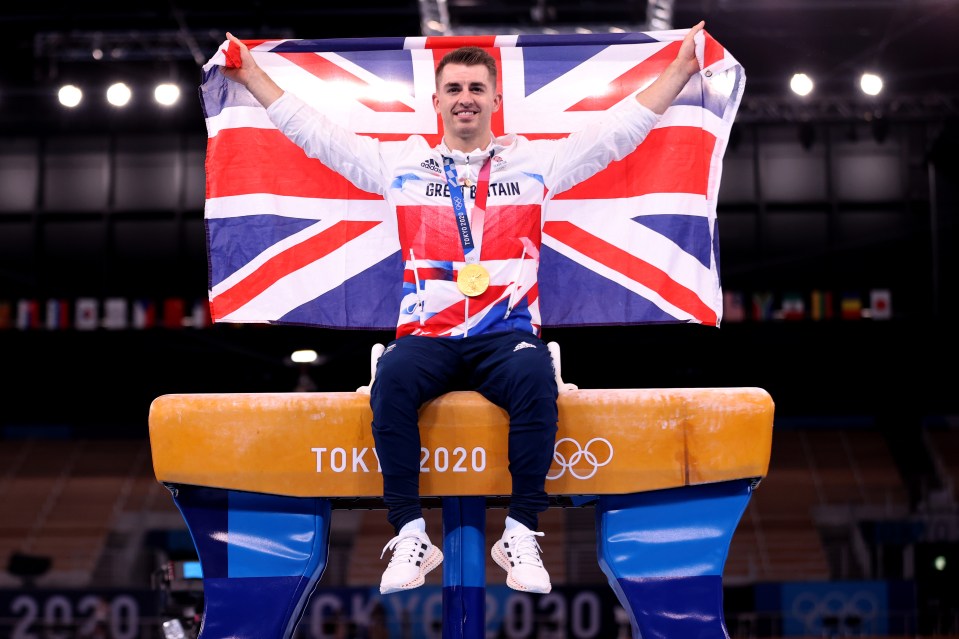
[[370, 330, 559, 533]]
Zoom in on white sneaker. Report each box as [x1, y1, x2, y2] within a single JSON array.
[[379, 530, 443, 594], [491, 523, 551, 593]]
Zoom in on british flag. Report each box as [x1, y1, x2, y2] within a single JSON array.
[[200, 29, 745, 330]]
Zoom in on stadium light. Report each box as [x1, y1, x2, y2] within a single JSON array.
[[154, 83, 181, 106], [935, 555, 946, 571], [58, 84, 83, 108], [291, 349, 319, 364], [106, 82, 132, 107], [289, 349, 325, 392], [860, 72, 883, 96], [790, 73, 814, 97]]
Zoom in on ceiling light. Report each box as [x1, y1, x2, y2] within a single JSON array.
[[790, 73, 814, 97], [58, 85, 83, 108], [860, 72, 883, 96], [154, 83, 181, 106], [107, 82, 132, 107]]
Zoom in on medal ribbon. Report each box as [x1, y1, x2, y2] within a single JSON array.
[[442, 152, 492, 264]]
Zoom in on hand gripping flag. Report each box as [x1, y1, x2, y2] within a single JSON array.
[[201, 29, 745, 330]]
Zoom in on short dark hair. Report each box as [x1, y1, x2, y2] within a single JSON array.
[[435, 46, 498, 87]]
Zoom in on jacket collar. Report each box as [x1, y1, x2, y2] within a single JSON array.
[[437, 133, 512, 161]]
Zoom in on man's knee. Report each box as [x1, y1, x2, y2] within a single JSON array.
[[371, 341, 420, 395], [510, 357, 559, 403]]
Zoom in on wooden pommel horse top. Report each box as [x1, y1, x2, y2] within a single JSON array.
[[150, 387, 774, 499]]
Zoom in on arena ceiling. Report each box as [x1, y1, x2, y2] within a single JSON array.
[[1, 0, 958, 132]]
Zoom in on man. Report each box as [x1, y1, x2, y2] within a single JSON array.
[[221, 21, 705, 595]]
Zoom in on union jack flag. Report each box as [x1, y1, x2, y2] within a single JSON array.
[[200, 29, 745, 330]]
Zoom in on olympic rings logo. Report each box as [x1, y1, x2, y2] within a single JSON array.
[[787, 588, 881, 635], [546, 437, 613, 481]]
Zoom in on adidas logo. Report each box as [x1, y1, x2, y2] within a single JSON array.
[[420, 158, 442, 173], [513, 341, 536, 352]]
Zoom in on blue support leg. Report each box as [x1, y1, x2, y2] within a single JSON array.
[[441, 496, 487, 639], [167, 483, 332, 639], [596, 479, 754, 639]]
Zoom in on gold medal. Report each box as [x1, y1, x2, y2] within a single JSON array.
[[457, 263, 489, 297]]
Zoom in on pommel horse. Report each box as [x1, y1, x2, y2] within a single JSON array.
[[149, 345, 774, 639]]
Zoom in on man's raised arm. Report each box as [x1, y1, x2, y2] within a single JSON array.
[[636, 20, 705, 115]]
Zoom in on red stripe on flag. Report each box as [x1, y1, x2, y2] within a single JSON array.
[[566, 42, 681, 112], [489, 47, 506, 138], [207, 128, 383, 200], [276, 52, 414, 113], [703, 31, 725, 69], [554, 126, 716, 199], [424, 36, 498, 50], [544, 220, 718, 325], [210, 220, 381, 320], [224, 42, 242, 69]]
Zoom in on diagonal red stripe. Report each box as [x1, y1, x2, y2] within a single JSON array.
[[207, 128, 384, 200], [276, 52, 414, 113], [554, 126, 716, 199], [543, 220, 717, 324], [211, 220, 380, 320], [566, 42, 680, 112]]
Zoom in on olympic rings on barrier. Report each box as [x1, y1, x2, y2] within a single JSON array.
[[546, 437, 613, 480], [787, 587, 881, 636]]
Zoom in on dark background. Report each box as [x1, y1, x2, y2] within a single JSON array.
[[1, 1, 958, 437]]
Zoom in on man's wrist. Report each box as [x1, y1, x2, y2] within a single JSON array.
[[246, 68, 284, 108], [665, 59, 694, 83]]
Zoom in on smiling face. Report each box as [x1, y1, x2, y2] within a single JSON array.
[[433, 62, 502, 153]]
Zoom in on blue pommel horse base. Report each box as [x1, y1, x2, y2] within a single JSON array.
[[149, 386, 774, 639]]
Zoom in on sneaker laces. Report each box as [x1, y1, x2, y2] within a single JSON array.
[[381, 531, 429, 567], [508, 529, 545, 567]]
